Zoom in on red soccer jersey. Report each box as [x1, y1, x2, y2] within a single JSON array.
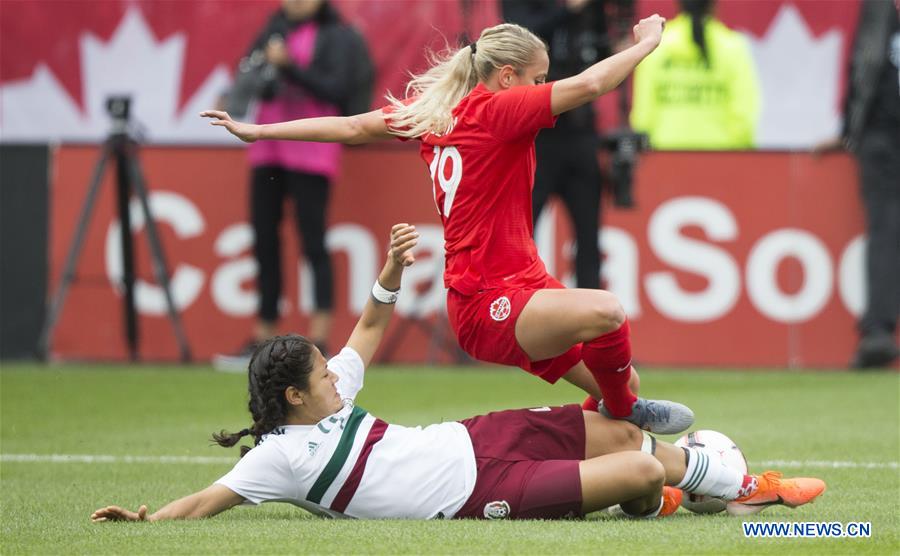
[[387, 82, 558, 296]]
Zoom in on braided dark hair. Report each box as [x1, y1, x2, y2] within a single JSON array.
[[212, 335, 316, 457], [680, 0, 714, 67]]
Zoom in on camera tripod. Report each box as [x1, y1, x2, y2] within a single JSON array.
[[38, 127, 191, 362]]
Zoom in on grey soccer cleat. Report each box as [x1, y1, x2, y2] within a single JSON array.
[[601, 397, 695, 435]]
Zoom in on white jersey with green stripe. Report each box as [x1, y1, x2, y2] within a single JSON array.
[[215, 347, 477, 519]]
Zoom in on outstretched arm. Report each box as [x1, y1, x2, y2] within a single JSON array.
[[346, 223, 418, 367], [199, 108, 393, 145], [91, 484, 244, 523], [551, 14, 665, 116]]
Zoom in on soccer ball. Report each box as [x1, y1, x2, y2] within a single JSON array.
[[674, 430, 749, 514]]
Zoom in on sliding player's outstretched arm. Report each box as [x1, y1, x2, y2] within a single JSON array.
[[345, 223, 418, 367], [91, 484, 244, 522], [551, 14, 665, 115], [200, 108, 393, 145]]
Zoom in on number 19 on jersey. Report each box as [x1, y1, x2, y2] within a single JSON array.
[[429, 145, 462, 218]]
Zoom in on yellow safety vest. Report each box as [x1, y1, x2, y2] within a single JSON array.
[[630, 14, 761, 150]]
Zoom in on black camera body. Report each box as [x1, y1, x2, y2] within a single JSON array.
[[105, 95, 132, 135], [106, 96, 131, 121], [601, 128, 649, 208], [225, 41, 280, 118]]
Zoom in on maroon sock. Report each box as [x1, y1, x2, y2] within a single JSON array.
[[581, 320, 637, 418]]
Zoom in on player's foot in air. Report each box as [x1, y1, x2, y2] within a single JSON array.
[[659, 486, 683, 517], [726, 471, 826, 516], [599, 397, 695, 435]]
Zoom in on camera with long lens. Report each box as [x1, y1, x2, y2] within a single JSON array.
[[224, 36, 282, 118], [601, 128, 649, 208]]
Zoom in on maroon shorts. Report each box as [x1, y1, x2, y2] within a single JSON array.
[[446, 274, 583, 384], [454, 404, 586, 520]]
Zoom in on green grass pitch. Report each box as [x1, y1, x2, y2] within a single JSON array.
[[1, 363, 898, 554]]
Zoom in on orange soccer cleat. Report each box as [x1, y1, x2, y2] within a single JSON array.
[[726, 471, 826, 516], [659, 486, 683, 517]]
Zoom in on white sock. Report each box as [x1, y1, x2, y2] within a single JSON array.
[[640, 431, 656, 454], [675, 447, 746, 500]]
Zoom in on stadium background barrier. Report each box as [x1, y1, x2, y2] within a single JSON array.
[[2, 0, 878, 368], [47, 145, 868, 368], [1, 0, 860, 149], [0, 145, 49, 359]]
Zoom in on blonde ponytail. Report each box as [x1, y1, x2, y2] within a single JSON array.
[[385, 23, 546, 139]]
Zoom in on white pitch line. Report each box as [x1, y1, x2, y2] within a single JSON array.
[[753, 459, 898, 470], [0, 454, 898, 469], [0, 454, 233, 465]]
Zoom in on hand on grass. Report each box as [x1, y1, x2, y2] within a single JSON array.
[[91, 504, 150, 522], [199, 110, 261, 143]]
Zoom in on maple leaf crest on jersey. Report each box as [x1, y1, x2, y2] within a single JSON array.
[[490, 296, 511, 321]]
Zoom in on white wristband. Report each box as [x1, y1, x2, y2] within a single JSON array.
[[371, 281, 399, 304]]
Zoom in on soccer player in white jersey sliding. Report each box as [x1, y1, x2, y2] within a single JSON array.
[[92, 225, 825, 522]]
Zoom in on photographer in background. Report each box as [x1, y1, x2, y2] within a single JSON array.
[[215, 0, 373, 371], [503, 0, 635, 290], [816, 1, 899, 369]]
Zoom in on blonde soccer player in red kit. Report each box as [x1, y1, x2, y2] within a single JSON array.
[[202, 15, 694, 434]]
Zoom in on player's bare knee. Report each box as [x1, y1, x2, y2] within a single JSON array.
[[607, 419, 643, 450], [590, 291, 626, 332], [633, 454, 665, 491], [576, 292, 626, 340]]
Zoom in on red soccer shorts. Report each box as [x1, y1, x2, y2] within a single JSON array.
[[446, 274, 582, 383], [455, 404, 586, 520]]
